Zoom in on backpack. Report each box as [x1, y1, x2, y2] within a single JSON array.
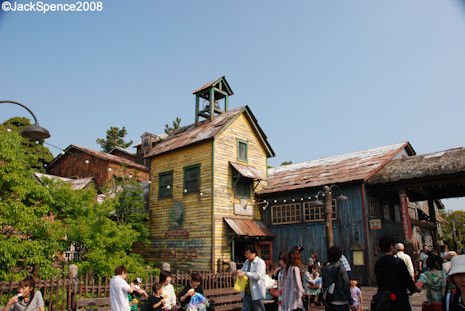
[[322, 264, 340, 305], [371, 258, 399, 311]]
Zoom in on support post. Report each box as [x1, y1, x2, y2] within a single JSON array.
[[324, 185, 334, 249], [210, 88, 215, 121], [399, 189, 413, 241], [195, 95, 199, 126], [428, 200, 439, 249]]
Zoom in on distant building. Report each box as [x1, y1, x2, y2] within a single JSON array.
[[258, 142, 446, 284], [46, 144, 149, 189], [137, 77, 275, 271]]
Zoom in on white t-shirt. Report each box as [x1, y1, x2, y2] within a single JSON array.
[[162, 283, 176, 309], [109, 276, 131, 311]]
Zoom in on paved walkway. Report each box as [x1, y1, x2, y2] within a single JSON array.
[[307, 286, 427, 311]]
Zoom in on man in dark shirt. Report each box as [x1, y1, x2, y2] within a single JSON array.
[[375, 236, 419, 311]]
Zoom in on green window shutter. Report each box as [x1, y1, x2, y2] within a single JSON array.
[[158, 171, 173, 199], [237, 139, 248, 162], [183, 164, 200, 194]]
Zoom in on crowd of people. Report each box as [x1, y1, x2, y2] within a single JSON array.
[[6, 239, 465, 311]]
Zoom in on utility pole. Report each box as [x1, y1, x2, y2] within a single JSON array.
[[323, 185, 334, 249]]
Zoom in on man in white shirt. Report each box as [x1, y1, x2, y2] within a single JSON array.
[[110, 266, 135, 311], [395, 243, 415, 280], [237, 245, 266, 311]]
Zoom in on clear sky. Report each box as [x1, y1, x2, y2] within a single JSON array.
[[1, 0, 464, 210]]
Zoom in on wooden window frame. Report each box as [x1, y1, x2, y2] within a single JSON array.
[[234, 177, 252, 199], [271, 203, 301, 225], [237, 139, 248, 163], [303, 200, 337, 222], [183, 164, 201, 194], [368, 196, 382, 218], [158, 170, 173, 199]]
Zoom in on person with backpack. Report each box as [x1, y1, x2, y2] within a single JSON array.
[[442, 255, 465, 311], [373, 237, 419, 311], [321, 246, 355, 311]]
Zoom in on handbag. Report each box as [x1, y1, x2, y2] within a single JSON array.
[[371, 259, 399, 311], [421, 302, 441, 311], [269, 288, 278, 298]]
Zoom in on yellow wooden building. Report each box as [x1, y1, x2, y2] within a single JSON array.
[[141, 77, 275, 272]]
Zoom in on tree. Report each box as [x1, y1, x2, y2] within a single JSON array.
[[440, 210, 465, 251], [103, 175, 149, 243], [96, 126, 133, 153], [164, 117, 181, 135], [280, 161, 293, 166], [0, 128, 64, 278], [1, 117, 53, 173], [45, 176, 151, 277]]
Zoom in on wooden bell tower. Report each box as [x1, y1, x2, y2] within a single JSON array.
[[193, 76, 234, 125]]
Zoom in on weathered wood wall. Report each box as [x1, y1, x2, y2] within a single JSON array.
[[47, 150, 149, 188], [213, 113, 268, 262], [145, 141, 213, 271]]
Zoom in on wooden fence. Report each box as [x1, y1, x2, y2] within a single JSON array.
[[0, 271, 235, 311]]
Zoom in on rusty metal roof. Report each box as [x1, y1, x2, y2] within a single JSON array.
[[259, 142, 413, 194], [145, 106, 275, 158], [368, 147, 465, 184], [192, 76, 233, 96], [224, 217, 274, 237], [231, 162, 266, 180], [48, 145, 149, 172]]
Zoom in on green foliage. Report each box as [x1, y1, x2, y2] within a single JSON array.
[[280, 161, 293, 166], [0, 129, 63, 278], [103, 176, 149, 243], [1, 117, 53, 172], [0, 129, 151, 280], [440, 210, 465, 250], [47, 180, 148, 277], [164, 117, 181, 135], [96, 126, 133, 153]]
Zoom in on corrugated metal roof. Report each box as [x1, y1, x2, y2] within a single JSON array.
[[259, 142, 412, 194], [145, 106, 275, 158], [48, 145, 148, 171], [230, 162, 266, 180], [34, 172, 94, 190], [224, 218, 274, 237]]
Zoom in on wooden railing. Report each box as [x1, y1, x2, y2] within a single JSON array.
[[0, 271, 236, 310]]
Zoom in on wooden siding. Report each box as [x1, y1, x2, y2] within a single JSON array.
[[213, 113, 268, 262], [46, 150, 148, 188], [262, 185, 370, 283], [143, 141, 213, 271]]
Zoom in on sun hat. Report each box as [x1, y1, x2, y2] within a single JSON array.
[[447, 255, 465, 279]]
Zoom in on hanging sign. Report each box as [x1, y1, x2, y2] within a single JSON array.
[[370, 219, 382, 230]]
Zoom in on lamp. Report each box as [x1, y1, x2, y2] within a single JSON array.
[[1, 100, 51, 140], [329, 184, 349, 201]]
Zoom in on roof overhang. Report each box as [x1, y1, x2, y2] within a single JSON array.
[[230, 162, 266, 181], [224, 217, 274, 238]]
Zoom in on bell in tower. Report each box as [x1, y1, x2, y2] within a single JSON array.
[[193, 76, 234, 125]]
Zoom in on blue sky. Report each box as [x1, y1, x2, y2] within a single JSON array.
[[1, 0, 464, 210]]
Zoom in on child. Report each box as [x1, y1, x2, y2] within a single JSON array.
[[350, 277, 363, 311], [129, 278, 148, 311], [149, 283, 165, 311]]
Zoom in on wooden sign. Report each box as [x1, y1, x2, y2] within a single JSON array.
[[370, 219, 381, 230]]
